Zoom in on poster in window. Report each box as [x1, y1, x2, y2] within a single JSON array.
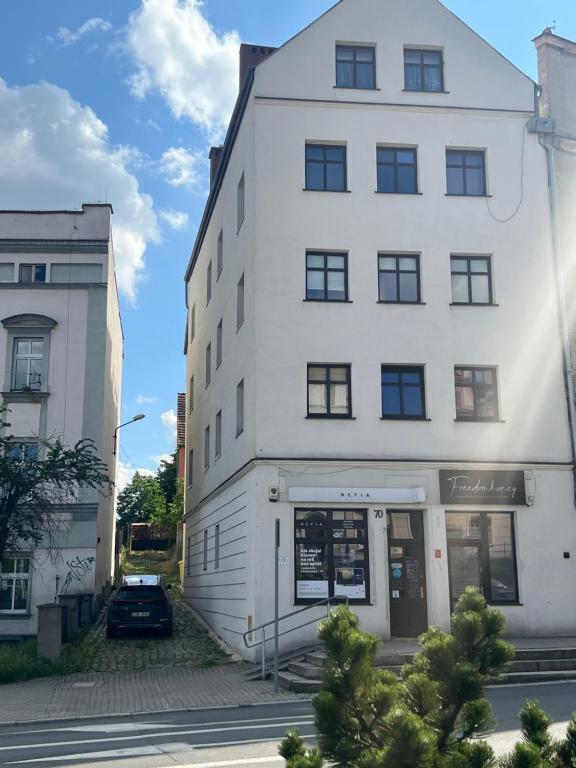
[[334, 567, 366, 599], [296, 543, 329, 599]]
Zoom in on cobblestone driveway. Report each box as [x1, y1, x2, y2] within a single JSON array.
[[65, 590, 230, 673]]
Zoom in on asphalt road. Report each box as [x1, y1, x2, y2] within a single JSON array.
[[0, 682, 575, 767]]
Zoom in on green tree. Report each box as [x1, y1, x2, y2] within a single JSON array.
[[149, 478, 184, 531], [280, 587, 515, 768], [156, 452, 178, 506], [0, 407, 112, 560], [116, 472, 165, 528]]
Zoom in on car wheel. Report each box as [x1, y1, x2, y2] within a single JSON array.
[[106, 626, 116, 639], [162, 624, 173, 638]]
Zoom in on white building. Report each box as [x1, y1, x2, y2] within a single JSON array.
[[0, 204, 123, 637], [183, 0, 576, 657]]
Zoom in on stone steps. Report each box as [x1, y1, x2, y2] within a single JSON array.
[[279, 646, 576, 692]]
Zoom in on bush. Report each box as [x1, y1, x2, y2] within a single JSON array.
[[0, 640, 66, 684]]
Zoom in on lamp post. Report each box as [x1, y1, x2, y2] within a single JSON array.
[[113, 414, 145, 456]]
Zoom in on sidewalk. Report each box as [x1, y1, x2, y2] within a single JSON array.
[[0, 663, 309, 725]]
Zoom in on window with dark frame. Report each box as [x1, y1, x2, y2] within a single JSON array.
[[454, 366, 498, 420], [307, 364, 352, 418], [237, 274, 244, 329], [216, 319, 223, 367], [190, 305, 195, 343], [214, 524, 220, 569], [294, 509, 369, 603], [451, 256, 492, 305], [7, 442, 39, 461], [206, 261, 212, 305], [446, 150, 486, 196], [381, 366, 426, 419], [376, 147, 418, 194], [189, 375, 194, 413], [215, 410, 222, 458], [19, 264, 46, 283], [446, 511, 518, 606], [205, 343, 211, 387], [0, 557, 30, 613], [217, 229, 223, 278], [204, 425, 210, 471], [187, 449, 193, 488], [335, 45, 376, 89], [237, 173, 245, 231], [378, 254, 420, 303], [306, 252, 348, 301], [236, 379, 244, 436], [186, 536, 192, 576], [305, 144, 347, 192], [404, 48, 444, 92], [203, 530, 208, 571]]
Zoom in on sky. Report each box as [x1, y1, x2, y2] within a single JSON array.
[[0, 0, 574, 488]]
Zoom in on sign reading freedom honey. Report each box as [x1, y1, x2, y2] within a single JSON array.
[[439, 470, 526, 505]]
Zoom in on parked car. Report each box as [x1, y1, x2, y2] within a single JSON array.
[[107, 575, 173, 638]]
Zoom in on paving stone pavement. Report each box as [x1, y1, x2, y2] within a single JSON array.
[[64, 589, 230, 673], [0, 664, 309, 724]]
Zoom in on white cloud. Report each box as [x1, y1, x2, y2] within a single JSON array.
[[160, 146, 204, 189], [159, 209, 189, 231], [0, 79, 159, 301], [52, 18, 112, 47], [150, 453, 173, 467], [161, 409, 177, 443], [126, 0, 240, 137], [116, 460, 155, 491], [136, 394, 160, 405]]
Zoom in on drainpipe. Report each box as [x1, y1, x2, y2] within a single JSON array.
[[539, 135, 576, 502]]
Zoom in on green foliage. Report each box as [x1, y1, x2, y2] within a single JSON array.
[[0, 406, 112, 560], [156, 452, 178, 506], [280, 587, 514, 768], [116, 472, 166, 528], [0, 640, 68, 684], [150, 479, 184, 531]]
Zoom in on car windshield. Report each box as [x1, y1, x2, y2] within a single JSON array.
[[115, 586, 164, 601]]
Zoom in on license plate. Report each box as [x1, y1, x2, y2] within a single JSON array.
[[131, 611, 150, 617]]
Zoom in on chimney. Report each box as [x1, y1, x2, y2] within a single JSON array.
[[209, 146, 224, 189], [239, 43, 276, 91], [534, 29, 576, 134]]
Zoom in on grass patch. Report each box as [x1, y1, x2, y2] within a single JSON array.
[[0, 640, 71, 685]]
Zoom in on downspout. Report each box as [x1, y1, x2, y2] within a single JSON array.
[[540, 135, 576, 502]]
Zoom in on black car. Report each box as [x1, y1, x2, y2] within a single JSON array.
[[107, 575, 173, 638]]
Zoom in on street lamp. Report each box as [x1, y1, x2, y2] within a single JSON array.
[[113, 413, 145, 456]]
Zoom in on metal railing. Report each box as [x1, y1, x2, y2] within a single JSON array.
[[242, 596, 348, 685]]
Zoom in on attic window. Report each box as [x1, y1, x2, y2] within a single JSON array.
[[404, 49, 444, 92], [336, 45, 376, 89]]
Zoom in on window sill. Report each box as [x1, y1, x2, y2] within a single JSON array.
[[303, 298, 353, 303], [488, 601, 523, 607], [450, 303, 499, 307], [381, 417, 431, 421], [0, 613, 31, 620], [334, 85, 381, 91], [306, 415, 356, 420], [445, 193, 492, 198], [454, 418, 505, 423], [303, 188, 352, 194], [377, 301, 426, 305], [402, 89, 450, 94], [374, 191, 423, 196], [3, 390, 49, 401], [295, 599, 371, 606]]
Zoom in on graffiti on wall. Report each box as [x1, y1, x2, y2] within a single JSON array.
[[62, 555, 96, 594]]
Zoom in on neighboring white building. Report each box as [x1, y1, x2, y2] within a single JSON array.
[[0, 204, 123, 637], [183, 0, 576, 657]]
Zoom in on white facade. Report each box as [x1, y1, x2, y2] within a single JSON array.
[[183, 0, 576, 657], [0, 204, 123, 636]]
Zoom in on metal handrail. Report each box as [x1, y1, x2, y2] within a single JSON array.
[[243, 595, 348, 682]]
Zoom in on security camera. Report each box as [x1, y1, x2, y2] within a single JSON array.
[[269, 486, 279, 502]]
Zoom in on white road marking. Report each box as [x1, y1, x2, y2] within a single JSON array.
[[6, 713, 313, 737], [174, 758, 284, 767], [486, 679, 576, 689], [6, 742, 192, 764], [0, 719, 315, 752]]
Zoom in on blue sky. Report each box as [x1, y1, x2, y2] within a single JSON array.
[[0, 0, 574, 486]]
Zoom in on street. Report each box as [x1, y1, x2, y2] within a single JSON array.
[[0, 682, 575, 767]]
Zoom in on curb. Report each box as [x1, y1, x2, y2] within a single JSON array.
[[0, 697, 312, 728]]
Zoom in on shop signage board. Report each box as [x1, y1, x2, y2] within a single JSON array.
[[288, 486, 426, 503], [439, 470, 526, 505]]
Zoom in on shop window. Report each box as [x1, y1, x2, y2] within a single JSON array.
[[446, 511, 518, 605], [294, 509, 369, 603], [0, 557, 30, 613]]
